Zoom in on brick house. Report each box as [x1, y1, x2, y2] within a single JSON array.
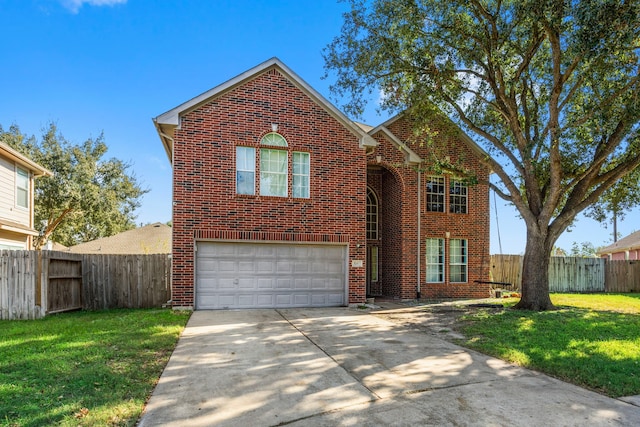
[[154, 58, 490, 310]]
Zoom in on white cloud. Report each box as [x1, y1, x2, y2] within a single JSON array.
[[61, 0, 127, 14]]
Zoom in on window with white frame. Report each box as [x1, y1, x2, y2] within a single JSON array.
[[292, 152, 310, 198], [366, 187, 378, 240], [235, 133, 310, 199], [425, 238, 444, 282], [260, 148, 288, 196], [236, 146, 255, 195], [449, 179, 467, 214], [426, 176, 445, 212], [16, 167, 29, 209], [449, 239, 467, 282]]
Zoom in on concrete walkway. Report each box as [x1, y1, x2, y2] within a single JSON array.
[[138, 308, 640, 426]]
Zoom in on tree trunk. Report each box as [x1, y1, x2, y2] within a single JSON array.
[[514, 228, 555, 310]]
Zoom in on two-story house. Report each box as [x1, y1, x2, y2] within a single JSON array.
[[0, 141, 51, 250], [154, 58, 490, 310]]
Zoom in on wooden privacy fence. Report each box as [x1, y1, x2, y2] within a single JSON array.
[[1, 250, 171, 320], [605, 260, 640, 293], [491, 255, 640, 293]]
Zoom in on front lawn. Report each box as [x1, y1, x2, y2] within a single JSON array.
[[457, 293, 640, 397], [0, 309, 190, 426]]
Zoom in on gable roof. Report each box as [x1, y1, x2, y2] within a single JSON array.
[[367, 124, 422, 165], [597, 230, 640, 255], [376, 112, 490, 164], [153, 57, 377, 163], [66, 223, 171, 254], [0, 141, 52, 177]]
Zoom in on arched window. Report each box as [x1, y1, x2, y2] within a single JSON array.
[[260, 133, 288, 197], [236, 132, 310, 198], [366, 187, 378, 240]]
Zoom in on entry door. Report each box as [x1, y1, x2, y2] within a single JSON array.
[[366, 245, 379, 296]]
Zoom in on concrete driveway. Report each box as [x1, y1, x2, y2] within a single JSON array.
[[138, 308, 640, 426]]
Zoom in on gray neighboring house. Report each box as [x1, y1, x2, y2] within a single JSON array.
[[66, 223, 171, 254], [0, 141, 52, 250]]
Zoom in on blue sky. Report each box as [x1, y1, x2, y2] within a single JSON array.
[[1, 0, 637, 254]]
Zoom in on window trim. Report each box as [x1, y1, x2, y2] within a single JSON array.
[[449, 179, 468, 214], [366, 187, 379, 240], [259, 147, 288, 197], [426, 175, 445, 212], [16, 166, 29, 209], [236, 146, 256, 195], [292, 151, 310, 198], [425, 237, 444, 283], [449, 238, 468, 283]]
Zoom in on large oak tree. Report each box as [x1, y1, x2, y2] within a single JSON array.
[[324, 0, 640, 310], [1, 123, 147, 248]]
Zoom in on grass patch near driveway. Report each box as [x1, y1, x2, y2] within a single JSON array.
[[457, 294, 640, 398], [0, 309, 190, 426]]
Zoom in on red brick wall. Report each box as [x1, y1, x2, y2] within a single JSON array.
[[171, 68, 367, 307], [368, 117, 490, 299]]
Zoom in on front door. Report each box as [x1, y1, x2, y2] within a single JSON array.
[[366, 245, 379, 296]]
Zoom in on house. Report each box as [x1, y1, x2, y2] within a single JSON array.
[[66, 222, 171, 254], [153, 58, 490, 310], [0, 141, 52, 250], [598, 230, 640, 261]]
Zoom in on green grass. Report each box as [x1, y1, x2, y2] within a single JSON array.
[[457, 293, 640, 397], [0, 309, 190, 427]]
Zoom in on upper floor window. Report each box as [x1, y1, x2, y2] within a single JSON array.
[[236, 146, 256, 195], [426, 176, 445, 212], [366, 187, 378, 240], [292, 152, 310, 198], [449, 180, 467, 214], [16, 167, 29, 209], [235, 133, 309, 199]]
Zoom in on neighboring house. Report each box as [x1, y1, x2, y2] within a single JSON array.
[[153, 58, 490, 310], [66, 223, 171, 254], [598, 230, 640, 261], [0, 141, 51, 250]]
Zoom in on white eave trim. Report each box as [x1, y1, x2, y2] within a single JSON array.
[[0, 142, 53, 177], [153, 57, 374, 150], [0, 222, 39, 236], [368, 125, 422, 165]]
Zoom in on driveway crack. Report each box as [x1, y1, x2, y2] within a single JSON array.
[[275, 309, 382, 400]]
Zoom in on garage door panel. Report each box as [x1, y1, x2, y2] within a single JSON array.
[[196, 242, 347, 309], [257, 278, 274, 289], [276, 278, 293, 289]]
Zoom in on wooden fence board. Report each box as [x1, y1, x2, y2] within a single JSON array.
[[0, 250, 41, 320], [605, 260, 640, 293], [1, 250, 170, 319], [491, 255, 607, 292], [490, 254, 523, 290]]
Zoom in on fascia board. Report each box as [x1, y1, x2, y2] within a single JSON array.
[[0, 142, 53, 177], [152, 57, 376, 150], [368, 125, 422, 165]]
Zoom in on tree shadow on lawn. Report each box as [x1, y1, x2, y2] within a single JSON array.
[[457, 307, 640, 397]]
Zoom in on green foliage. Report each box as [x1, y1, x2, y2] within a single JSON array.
[[458, 294, 640, 397], [325, 0, 640, 309], [569, 241, 599, 257], [0, 309, 190, 426], [0, 123, 148, 247]]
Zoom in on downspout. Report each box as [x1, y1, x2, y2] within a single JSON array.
[[417, 169, 421, 299]]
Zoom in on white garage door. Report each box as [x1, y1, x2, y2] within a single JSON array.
[[195, 242, 348, 309]]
